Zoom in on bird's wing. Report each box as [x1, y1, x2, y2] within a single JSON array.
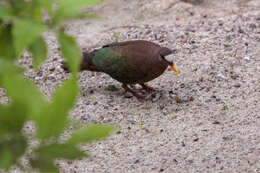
[[93, 47, 147, 84]]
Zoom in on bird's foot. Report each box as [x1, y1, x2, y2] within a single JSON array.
[[140, 83, 156, 92], [122, 84, 145, 100]]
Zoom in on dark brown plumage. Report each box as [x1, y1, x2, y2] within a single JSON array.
[[64, 40, 178, 99]]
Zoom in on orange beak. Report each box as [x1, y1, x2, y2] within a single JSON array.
[[171, 64, 179, 75]]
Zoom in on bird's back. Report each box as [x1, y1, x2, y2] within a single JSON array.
[[87, 40, 170, 84]]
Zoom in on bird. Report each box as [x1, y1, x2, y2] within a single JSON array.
[[62, 40, 179, 99]]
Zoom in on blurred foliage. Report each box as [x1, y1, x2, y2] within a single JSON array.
[[0, 0, 117, 172]]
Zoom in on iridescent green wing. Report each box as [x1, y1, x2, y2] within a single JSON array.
[[92, 47, 146, 83]]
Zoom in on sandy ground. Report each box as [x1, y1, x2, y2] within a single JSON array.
[[4, 0, 260, 172]]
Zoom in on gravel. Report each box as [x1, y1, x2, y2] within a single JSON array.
[[5, 0, 260, 172]]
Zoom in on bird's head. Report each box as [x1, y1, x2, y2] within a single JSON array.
[[160, 48, 179, 75], [80, 51, 100, 72]]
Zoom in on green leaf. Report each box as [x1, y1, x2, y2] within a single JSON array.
[[8, 1, 41, 22], [31, 5, 43, 22], [38, 0, 53, 16], [31, 143, 86, 172], [0, 135, 27, 170], [0, 103, 27, 137], [53, 0, 100, 24], [37, 143, 86, 160], [113, 31, 120, 38], [36, 77, 79, 139], [0, 24, 16, 61], [68, 124, 117, 145], [28, 36, 47, 69], [0, 60, 47, 119], [8, 0, 30, 15], [12, 19, 46, 56], [58, 32, 81, 76], [30, 157, 58, 173], [0, 4, 15, 20], [76, 13, 100, 20]]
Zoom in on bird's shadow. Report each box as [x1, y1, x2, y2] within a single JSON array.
[[80, 83, 195, 105]]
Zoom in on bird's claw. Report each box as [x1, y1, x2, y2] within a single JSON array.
[[122, 84, 145, 100], [140, 83, 157, 92]]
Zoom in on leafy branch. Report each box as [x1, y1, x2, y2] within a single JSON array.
[[0, 0, 117, 172]]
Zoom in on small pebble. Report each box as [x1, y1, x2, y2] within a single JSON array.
[[212, 121, 221, 124], [249, 23, 257, 30], [217, 74, 226, 79], [159, 168, 164, 172], [35, 76, 42, 81], [124, 93, 133, 98], [49, 67, 55, 72], [244, 55, 251, 61], [234, 83, 241, 88], [193, 138, 199, 142]]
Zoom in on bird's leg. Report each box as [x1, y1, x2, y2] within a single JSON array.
[[140, 83, 156, 92], [122, 84, 145, 100]]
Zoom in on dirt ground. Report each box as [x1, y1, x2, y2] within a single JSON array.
[[9, 0, 260, 172]]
